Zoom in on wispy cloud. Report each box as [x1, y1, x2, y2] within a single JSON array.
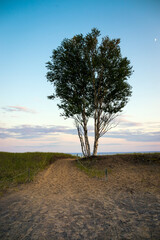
[[101, 143, 122, 146], [0, 125, 77, 139], [117, 116, 142, 128], [0, 124, 160, 144], [105, 130, 160, 142], [118, 120, 142, 128], [2, 106, 36, 113], [0, 132, 12, 139], [15, 143, 60, 149]]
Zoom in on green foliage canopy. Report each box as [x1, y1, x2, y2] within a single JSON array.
[[46, 28, 133, 119]]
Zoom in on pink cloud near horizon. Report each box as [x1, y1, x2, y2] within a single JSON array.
[[2, 106, 36, 113]]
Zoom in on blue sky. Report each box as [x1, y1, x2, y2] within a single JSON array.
[[0, 0, 160, 153]]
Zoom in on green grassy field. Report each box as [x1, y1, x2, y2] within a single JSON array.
[[0, 152, 74, 194]]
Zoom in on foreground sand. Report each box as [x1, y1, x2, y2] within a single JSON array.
[[0, 158, 160, 239]]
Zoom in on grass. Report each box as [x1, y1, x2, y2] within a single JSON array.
[[75, 159, 106, 178], [0, 152, 74, 195], [115, 152, 160, 163], [75, 153, 160, 178]]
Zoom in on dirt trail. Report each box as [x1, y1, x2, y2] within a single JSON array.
[[0, 159, 160, 240]]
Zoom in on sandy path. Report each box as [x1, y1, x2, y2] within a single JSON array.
[[0, 159, 160, 239]]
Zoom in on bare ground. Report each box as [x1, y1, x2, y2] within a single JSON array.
[[0, 158, 160, 240]]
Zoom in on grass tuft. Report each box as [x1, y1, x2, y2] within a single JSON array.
[[75, 159, 106, 178]]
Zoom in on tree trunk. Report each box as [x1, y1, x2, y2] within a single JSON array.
[[76, 123, 87, 157], [93, 109, 100, 156], [83, 121, 91, 157], [82, 111, 91, 157], [75, 112, 90, 157], [93, 137, 99, 156]]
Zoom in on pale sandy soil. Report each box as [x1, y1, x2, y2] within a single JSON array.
[[0, 158, 160, 240]]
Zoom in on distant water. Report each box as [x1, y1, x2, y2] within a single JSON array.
[[71, 151, 160, 157]]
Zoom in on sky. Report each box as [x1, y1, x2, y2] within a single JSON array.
[[0, 0, 160, 153]]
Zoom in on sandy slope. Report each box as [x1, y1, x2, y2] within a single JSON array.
[[0, 158, 160, 239]]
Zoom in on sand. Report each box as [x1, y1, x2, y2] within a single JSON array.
[[0, 158, 160, 239]]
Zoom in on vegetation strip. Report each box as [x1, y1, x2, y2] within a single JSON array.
[[0, 152, 74, 195], [76, 159, 105, 179], [76, 153, 160, 180]]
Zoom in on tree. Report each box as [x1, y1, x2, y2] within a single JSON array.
[[46, 28, 133, 156]]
